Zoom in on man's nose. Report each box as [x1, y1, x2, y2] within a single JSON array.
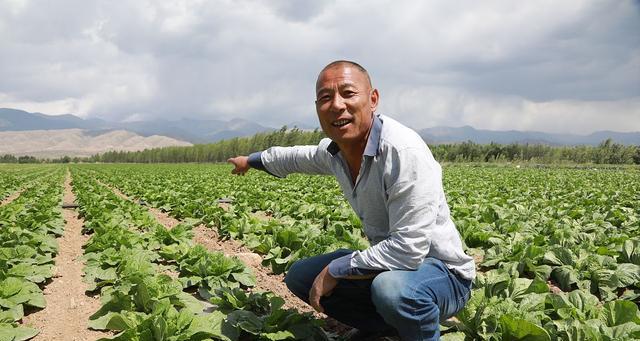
[[330, 94, 346, 111]]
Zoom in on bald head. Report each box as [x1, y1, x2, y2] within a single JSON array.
[[316, 60, 372, 90]]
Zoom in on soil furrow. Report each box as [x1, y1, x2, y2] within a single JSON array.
[[22, 173, 109, 341], [0, 188, 25, 206], [96, 180, 317, 314]]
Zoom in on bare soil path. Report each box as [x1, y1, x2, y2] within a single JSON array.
[[22, 173, 109, 341], [0, 188, 25, 206], [191, 225, 314, 313]]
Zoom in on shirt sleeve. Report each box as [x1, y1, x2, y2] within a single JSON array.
[[350, 146, 442, 271], [258, 138, 334, 177], [327, 253, 384, 278], [248, 152, 266, 170], [248, 151, 280, 177]]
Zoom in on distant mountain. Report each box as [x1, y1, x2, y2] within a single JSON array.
[[2, 108, 638, 146], [0, 108, 110, 131], [117, 117, 271, 143], [420, 126, 640, 146], [0, 129, 192, 158], [0, 108, 274, 143]]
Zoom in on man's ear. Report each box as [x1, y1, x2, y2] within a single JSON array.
[[370, 88, 379, 112]]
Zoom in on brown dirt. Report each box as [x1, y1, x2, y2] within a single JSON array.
[[22, 173, 109, 341], [251, 210, 272, 221], [191, 225, 316, 314], [149, 206, 180, 229], [0, 188, 24, 206]]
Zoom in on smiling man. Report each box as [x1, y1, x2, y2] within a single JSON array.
[[227, 60, 475, 340]]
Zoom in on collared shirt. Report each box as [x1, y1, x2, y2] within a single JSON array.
[[248, 114, 476, 280]]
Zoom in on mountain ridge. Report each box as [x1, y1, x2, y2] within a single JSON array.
[[0, 108, 274, 143], [1, 108, 638, 146], [0, 128, 192, 158]]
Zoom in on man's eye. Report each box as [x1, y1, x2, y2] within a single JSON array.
[[343, 91, 356, 97]]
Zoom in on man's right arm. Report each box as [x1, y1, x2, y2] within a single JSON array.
[[228, 138, 334, 177]]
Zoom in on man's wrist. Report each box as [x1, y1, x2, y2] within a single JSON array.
[[247, 152, 264, 170], [327, 254, 353, 278]]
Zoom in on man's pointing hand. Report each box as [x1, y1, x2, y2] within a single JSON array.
[[227, 156, 250, 175]]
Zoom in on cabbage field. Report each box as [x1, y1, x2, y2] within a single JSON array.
[[1, 163, 639, 340]]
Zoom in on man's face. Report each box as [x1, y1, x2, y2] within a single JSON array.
[[315, 65, 379, 146]]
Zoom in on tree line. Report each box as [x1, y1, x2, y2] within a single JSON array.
[[89, 127, 326, 163], [0, 154, 39, 163], [2, 127, 638, 164], [430, 138, 640, 164], [87, 128, 639, 165]]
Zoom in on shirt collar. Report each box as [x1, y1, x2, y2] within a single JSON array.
[[326, 114, 382, 157]]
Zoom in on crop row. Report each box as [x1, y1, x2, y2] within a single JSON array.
[[73, 164, 640, 340], [71, 168, 330, 340], [0, 168, 65, 340], [0, 165, 58, 201]]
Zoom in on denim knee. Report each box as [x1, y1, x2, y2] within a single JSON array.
[[284, 260, 308, 301], [371, 271, 409, 323], [371, 270, 440, 337]]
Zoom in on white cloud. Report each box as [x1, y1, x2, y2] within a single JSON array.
[[0, 93, 92, 117], [0, 0, 638, 133], [380, 86, 640, 134]]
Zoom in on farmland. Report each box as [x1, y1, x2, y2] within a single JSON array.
[[1, 163, 639, 340]]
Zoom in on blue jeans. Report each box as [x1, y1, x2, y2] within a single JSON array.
[[284, 249, 472, 341]]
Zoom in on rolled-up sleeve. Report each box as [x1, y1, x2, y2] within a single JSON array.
[[327, 253, 384, 278], [351, 147, 441, 271]]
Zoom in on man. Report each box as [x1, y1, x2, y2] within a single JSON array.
[[227, 61, 475, 340]]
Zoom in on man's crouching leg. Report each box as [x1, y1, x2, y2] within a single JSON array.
[[371, 258, 472, 341], [285, 249, 393, 333], [284, 249, 353, 302]]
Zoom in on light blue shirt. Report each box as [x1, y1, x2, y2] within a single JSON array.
[[249, 114, 475, 281]]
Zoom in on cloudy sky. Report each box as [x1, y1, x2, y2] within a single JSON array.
[[1, 0, 638, 134]]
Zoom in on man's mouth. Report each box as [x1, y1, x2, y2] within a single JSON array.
[[331, 119, 351, 127]]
